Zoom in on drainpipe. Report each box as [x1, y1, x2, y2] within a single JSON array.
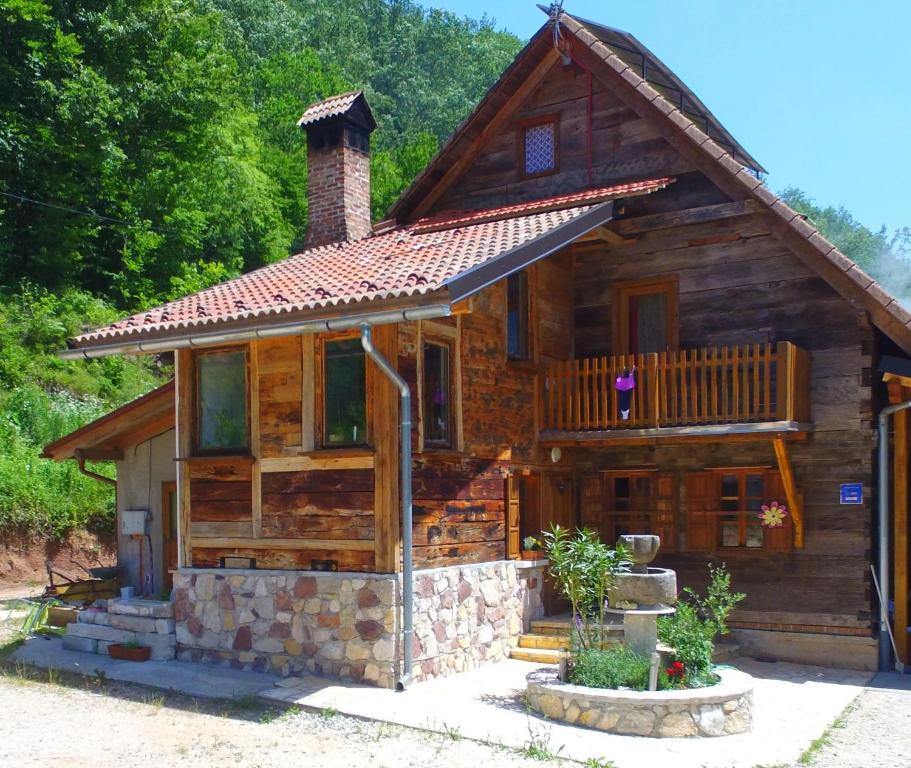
[[75, 451, 116, 487], [877, 399, 911, 671], [360, 324, 414, 690]]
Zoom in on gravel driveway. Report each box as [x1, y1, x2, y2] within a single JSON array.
[[0, 671, 571, 768]]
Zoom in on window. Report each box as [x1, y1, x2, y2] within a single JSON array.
[[422, 340, 452, 448], [323, 338, 367, 446], [523, 121, 556, 176], [613, 277, 679, 355], [684, 469, 791, 552], [600, 472, 675, 547], [196, 349, 248, 453], [507, 271, 530, 360], [717, 471, 765, 548]]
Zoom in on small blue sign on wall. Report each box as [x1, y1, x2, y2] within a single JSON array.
[[840, 483, 864, 505]]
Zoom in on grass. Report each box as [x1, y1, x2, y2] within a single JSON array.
[[583, 760, 617, 768], [798, 703, 853, 765]]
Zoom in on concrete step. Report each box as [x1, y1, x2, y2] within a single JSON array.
[[107, 597, 173, 619], [518, 634, 565, 650], [509, 646, 560, 664]]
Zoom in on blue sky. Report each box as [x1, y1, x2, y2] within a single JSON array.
[[431, 1, 909, 234]]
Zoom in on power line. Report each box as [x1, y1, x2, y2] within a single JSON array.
[[0, 189, 143, 228]]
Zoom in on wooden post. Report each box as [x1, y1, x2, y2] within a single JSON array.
[[176, 349, 193, 568], [371, 323, 401, 573], [776, 342, 795, 421], [648, 353, 660, 427], [895, 408, 909, 664], [773, 435, 804, 548], [249, 342, 262, 539]]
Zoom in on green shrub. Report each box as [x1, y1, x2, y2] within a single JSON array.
[[570, 646, 651, 691], [540, 526, 629, 650], [658, 563, 745, 687]]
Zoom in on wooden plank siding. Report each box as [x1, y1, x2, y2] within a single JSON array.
[[571, 213, 874, 630]]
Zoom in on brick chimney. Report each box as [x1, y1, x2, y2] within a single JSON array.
[[298, 91, 376, 248]]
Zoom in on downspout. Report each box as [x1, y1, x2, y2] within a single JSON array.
[[75, 452, 116, 487], [360, 323, 414, 690], [877, 399, 911, 671]]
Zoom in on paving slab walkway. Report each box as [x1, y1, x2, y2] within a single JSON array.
[[13, 637, 871, 767]]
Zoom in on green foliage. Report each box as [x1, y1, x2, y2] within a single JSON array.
[[569, 645, 651, 691], [540, 526, 629, 650], [0, 286, 161, 537], [658, 563, 744, 686], [780, 187, 911, 303]]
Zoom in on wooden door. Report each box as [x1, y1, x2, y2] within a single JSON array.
[[540, 473, 575, 615], [161, 481, 178, 593]]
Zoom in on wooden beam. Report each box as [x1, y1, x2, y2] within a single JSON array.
[[260, 454, 374, 473], [176, 349, 193, 567], [773, 435, 804, 548], [371, 323, 401, 572], [191, 537, 374, 552], [409, 48, 561, 220], [895, 408, 909, 664], [250, 342, 262, 538], [301, 334, 315, 452], [610, 200, 761, 236]]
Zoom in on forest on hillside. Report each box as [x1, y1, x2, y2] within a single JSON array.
[[0, 0, 908, 538]]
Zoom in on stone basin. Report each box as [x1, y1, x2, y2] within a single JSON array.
[[607, 567, 677, 609]]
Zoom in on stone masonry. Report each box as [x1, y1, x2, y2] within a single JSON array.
[[64, 598, 176, 660], [173, 560, 545, 689]]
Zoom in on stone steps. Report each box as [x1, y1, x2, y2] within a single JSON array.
[[528, 619, 624, 637], [509, 646, 561, 664], [63, 598, 176, 661], [518, 633, 564, 650]]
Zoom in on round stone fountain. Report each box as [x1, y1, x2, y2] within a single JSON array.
[[526, 533, 754, 737], [605, 534, 676, 681]]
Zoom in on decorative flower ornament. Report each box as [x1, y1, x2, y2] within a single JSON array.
[[759, 501, 788, 528]]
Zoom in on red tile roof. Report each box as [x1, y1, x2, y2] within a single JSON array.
[[297, 91, 365, 126], [70, 179, 670, 348]]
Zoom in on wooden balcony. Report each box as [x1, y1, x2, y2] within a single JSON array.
[[540, 342, 811, 444]]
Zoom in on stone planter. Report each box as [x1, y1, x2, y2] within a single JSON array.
[[526, 667, 753, 737], [108, 643, 152, 662]]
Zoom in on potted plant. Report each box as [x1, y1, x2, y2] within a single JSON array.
[[108, 640, 151, 662], [521, 536, 541, 560]]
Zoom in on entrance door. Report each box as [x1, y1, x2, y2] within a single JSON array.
[[540, 473, 575, 615], [161, 481, 178, 593]]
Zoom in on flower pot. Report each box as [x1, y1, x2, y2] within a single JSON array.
[[108, 643, 151, 662], [521, 550, 539, 560]]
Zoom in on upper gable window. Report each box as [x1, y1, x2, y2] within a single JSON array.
[[520, 116, 558, 177]]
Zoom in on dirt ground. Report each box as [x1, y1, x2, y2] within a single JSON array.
[[0, 671, 572, 768], [805, 677, 911, 768], [0, 529, 115, 599]]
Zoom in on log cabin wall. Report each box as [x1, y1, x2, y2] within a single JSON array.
[[397, 252, 575, 569], [572, 212, 875, 631], [179, 329, 399, 573]]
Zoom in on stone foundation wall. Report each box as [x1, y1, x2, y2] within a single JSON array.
[[173, 570, 399, 688], [173, 560, 545, 688], [411, 560, 545, 680]]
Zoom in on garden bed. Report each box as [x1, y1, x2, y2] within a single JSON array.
[[526, 666, 753, 737]]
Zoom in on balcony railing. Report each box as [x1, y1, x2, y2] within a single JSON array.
[[541, 342, 810, 433]]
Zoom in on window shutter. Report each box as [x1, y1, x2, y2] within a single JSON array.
[[684, 472, 715, 551], [580, 474, 603, 536], [763, 470, 793, 552], [506, 475, 520, 558], [655, 473, 677, 550]]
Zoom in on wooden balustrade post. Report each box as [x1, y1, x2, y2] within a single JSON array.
[[648, 353, 660, 427], [775, 342, 795, 421]]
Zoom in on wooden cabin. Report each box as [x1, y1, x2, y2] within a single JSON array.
[[53, 10, 911, 684]]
